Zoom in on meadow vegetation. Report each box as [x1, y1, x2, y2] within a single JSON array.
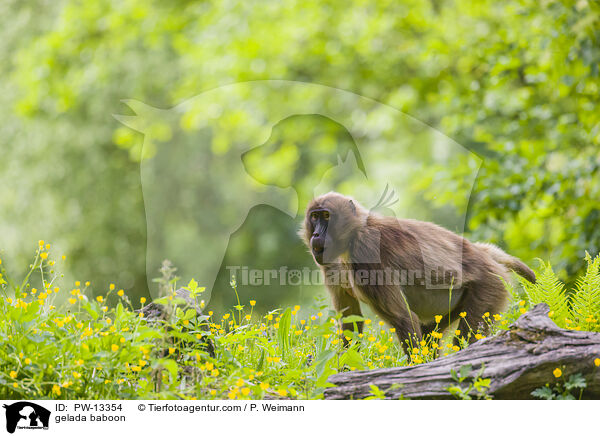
[[1, 242, 599, 400]]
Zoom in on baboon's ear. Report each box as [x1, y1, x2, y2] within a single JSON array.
[[349, 200, 356, 215]]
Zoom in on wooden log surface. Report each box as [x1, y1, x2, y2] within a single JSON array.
[[325, 304, 600, 399]]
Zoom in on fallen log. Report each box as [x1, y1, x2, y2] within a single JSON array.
[[325, 304, 600, 399]]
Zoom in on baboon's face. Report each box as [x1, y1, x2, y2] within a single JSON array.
[[307, 207, 331, 265], [305, 194, 357, 264]]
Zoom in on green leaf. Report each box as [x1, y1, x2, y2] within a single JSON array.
[[564, 373, 587, 390], [186, 278, 198, 292], [341, 315, 365, 323], [277, 308, 291, 357], [156, 358, 178, 379], [531, 386, 554, 399], [314, 349, 336, 379], [459, 364, 473, 380], [82, 302, 99, 320], [340, 349, 365, 370]]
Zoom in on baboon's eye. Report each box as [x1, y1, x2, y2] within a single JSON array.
[[323, 211, 330, 220], [310, 212, 319, 221]]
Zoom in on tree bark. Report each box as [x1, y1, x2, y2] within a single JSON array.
[[324, 304, 600, 399]]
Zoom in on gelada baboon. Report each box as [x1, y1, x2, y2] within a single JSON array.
[[301, 192, 536, 352]]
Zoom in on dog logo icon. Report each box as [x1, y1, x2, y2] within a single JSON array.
[[3, 402, 50, 433]]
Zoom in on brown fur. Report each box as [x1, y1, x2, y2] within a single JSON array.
[[301, 192, 536, 353]]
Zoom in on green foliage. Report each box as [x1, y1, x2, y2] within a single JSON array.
[[570, 252, 600, 329], [532, 372, 587, 400], [1, 0, 599, 309], [510, 252, 600, 332], [1, 246, 599, 399], [447, 364, 492, 400], [517, 260, 570, 328]]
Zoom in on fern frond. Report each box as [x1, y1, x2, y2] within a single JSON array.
[[570, 252, 600, 331], [517, 260, 569, 328], [499, 275, 520, 304]]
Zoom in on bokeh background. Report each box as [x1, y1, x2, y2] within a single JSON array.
[[0, 0, 598, 314]]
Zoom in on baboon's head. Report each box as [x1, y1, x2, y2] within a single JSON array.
[[301, 192, 366, 265]]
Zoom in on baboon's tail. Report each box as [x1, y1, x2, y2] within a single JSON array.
[[474, 242, 536, 283]]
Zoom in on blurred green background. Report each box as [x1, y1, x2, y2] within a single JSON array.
[[0, 0, 598, 313]]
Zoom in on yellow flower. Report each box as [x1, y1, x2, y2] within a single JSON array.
[[211, 369, 219, 377], [24, 358, 32, 365], [452, 345, 460, 352], [493, 314, 502, 321], [75, 281, 81, 287], [389, 327, 396, 333], [75, 359, 84, 366], [45, 244, 50, 250], [519, 300, 526, 306], [260, 382, 269, 390], [168, 348, 175, 355], [109, 284, 115, 291], [9, 370, 17, 378], [40, 252, 48, 260], [140, 297, 146, 304], [132, 366, 141, 372], [117, 289, 124, 297], [210, 389, 217, 395], [459, 312, 466, 318], [72, 371, 81, 379], [250, 300, 256, 306], [454, 330, 461, 336], [245, 314, 251, 320], [38, 240, 44, 246], [475, 333, 484, 340], [223, 313, 230, 320], [241, 387, 250, 396], [96, 296, 103, 302], [595, 358, 600, 367], [553, 368, 562, 378], [111, 344, 119, 352], [205, 362, 214, 371], [236, 378, 245, 387], [69, 298, 76, 305], [12, 382, 18, 388], [483, 312, 490, 318], [85, 281, 90, 286], [519, 308, 527, 314], [277, 388, 287, 397], [294, 305, 300, 311], [52, 385, 61, 395], [434, 315, 442, 323]]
